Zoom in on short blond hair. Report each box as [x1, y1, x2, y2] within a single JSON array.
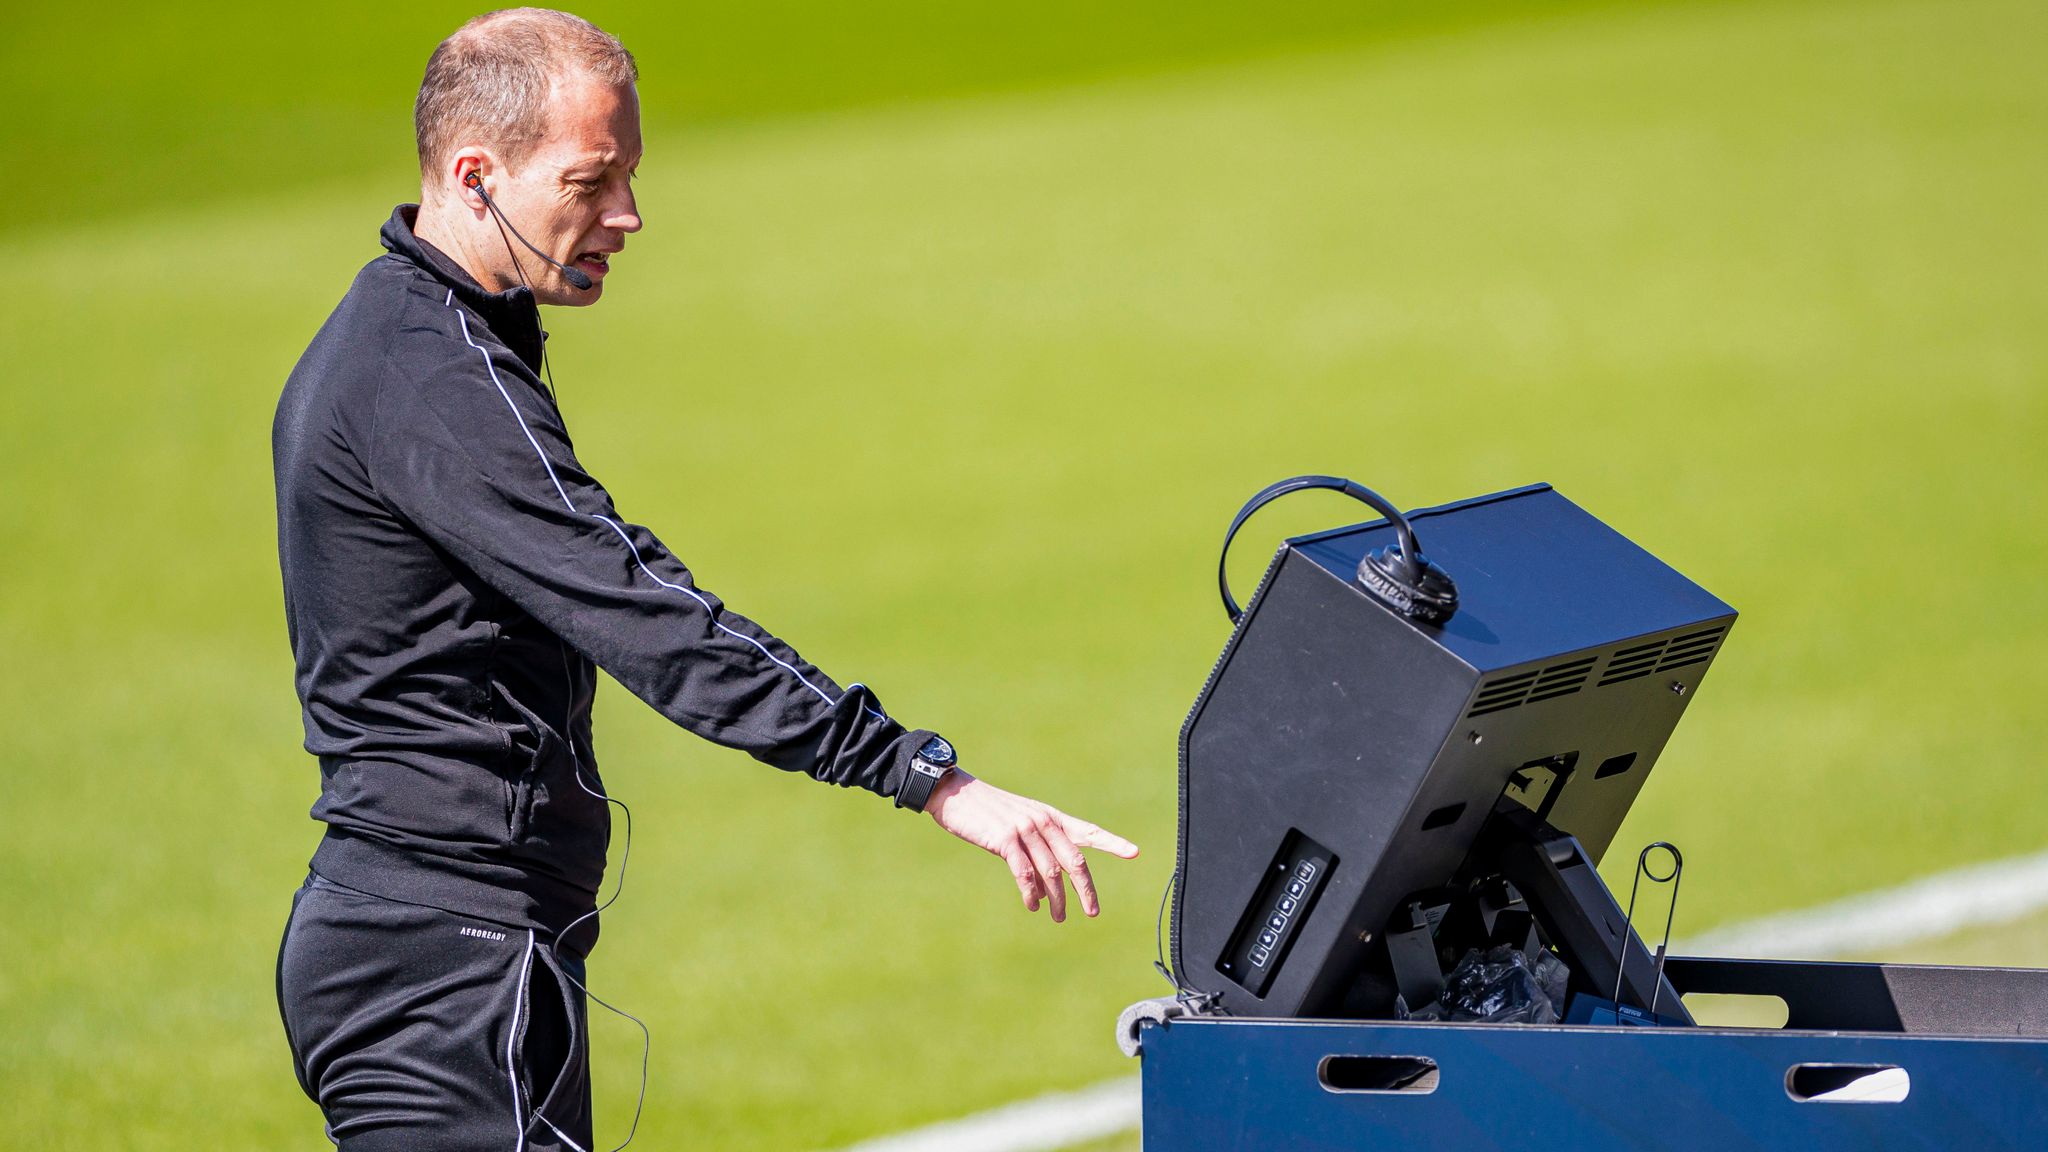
[[414, 8, 637, 177]]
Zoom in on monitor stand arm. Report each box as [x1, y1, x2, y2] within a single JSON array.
[[1473, 800, 1693, 1023]]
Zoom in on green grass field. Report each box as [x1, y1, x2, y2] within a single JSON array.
[[2, 0, 2044, 1147]]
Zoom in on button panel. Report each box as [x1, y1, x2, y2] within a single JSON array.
[[1215, 829, 1337, 997]]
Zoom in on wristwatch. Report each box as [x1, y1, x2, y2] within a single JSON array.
[[896, 733, 958, 813]]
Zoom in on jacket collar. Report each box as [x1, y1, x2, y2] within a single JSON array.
[[382, 204, 545, 370]]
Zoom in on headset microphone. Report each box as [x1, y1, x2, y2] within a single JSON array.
[[464, 171, 594, 291]]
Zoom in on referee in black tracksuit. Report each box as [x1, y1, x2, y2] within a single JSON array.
[[272, 11, 1137, 1150]]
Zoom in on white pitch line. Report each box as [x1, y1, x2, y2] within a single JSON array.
[[1677, 844, 2048, 960], [829, 844, 2048, 1152], [825, 1076, 1141, 1152]]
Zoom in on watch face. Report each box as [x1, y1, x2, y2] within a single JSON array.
[[919, 735, 956, 766]]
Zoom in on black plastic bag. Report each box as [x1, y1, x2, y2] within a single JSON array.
[[1400, 944, 1564, 1024]]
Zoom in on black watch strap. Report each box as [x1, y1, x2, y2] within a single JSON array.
[[896, 733, 957, 813]]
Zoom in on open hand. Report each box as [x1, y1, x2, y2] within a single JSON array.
[[924, 770, 1140, 923]]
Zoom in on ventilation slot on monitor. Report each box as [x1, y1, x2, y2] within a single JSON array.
[[1598, 625, 1729, 686], [1467, 670, 1539, 716], [1467, 656, 1595, 718], [1598, 639, 1669, 686], [1420, 802, 1466, 831], [1594, 752, 1639, 779], [1525, 656, 1595, 703], [1655, 626, 1727, 673]]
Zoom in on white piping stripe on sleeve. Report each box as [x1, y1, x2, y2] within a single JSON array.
[[510, 930, 537, 1152], [454, 309, 580, 511], [447, 303, 880, 720]]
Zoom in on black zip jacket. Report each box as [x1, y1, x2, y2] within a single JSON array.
[[274, 206, 927, 949]]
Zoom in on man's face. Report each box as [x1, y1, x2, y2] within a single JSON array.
[[487, 71, 643, 306]]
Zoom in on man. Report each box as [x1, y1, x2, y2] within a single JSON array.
[[272, 10, 1138, 1149]]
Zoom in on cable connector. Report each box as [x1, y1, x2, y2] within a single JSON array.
[[1217, 475, 1458, 626]]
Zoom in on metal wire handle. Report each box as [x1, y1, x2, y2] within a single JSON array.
[[1611, 841, 1684, 1017]]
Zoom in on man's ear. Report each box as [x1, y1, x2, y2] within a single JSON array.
[[449, 149, 495, 212]]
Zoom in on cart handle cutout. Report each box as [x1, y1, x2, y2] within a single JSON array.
[[1318, 1055, 1440, 1094], [1679, 992, 1789, 1029], [1786, 1063, 1910, 1103]]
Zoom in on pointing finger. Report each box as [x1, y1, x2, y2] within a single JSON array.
[[1064, 818, 1140, 860]]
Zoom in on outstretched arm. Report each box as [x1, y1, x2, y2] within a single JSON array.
[[368, 313, 920, 797]]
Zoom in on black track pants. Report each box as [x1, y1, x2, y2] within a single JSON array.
[[277, 873, 594, 1151]]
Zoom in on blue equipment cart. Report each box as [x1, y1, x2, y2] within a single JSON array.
[[1125, 956, 2048, 1151], [1133, 480, 2048, 1150]]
